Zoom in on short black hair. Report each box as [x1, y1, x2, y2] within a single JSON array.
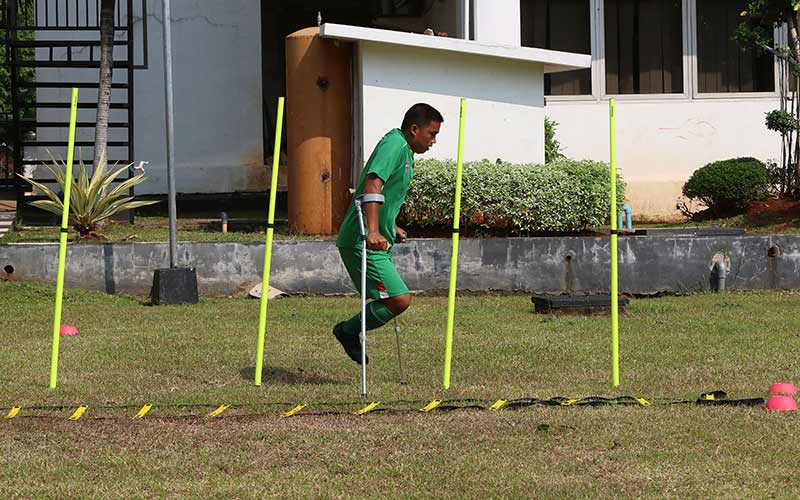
[[401, 103, 444, 131]]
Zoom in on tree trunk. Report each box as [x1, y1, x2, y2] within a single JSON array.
[[93, 0, 116, 167], [788, 11, 800, 67]]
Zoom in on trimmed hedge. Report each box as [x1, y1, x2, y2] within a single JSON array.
[[682, 157, 769, 215], [403, 159, 625, 234]]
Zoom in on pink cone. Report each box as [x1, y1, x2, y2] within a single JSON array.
[[769, 382, 798, 396], [59, 325, 78, 336], [766, 395, 798, 411]]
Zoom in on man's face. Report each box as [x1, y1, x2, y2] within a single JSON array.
[[408, 120, 441, 154]]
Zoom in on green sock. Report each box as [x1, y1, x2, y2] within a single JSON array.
[[341, 301, 396, 335]]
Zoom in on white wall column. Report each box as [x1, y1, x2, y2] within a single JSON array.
[[457, 0, 470, 39], [473, 0, 520, 46]]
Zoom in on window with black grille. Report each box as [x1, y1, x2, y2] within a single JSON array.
[[604, 0, 684, 94], [696, 0, 774, 93], [520, 0, 592, 96]]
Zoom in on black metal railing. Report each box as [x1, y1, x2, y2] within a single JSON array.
[[1, 0, 148, 221], [20, 0, 125, 29]]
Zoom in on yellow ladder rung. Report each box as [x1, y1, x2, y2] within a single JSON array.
[[132, 404, 153, 420], [281, 404, 306, 418], [207, 405, 231, 418], [353, 402, 380, 415], [488, 399, 507, 411], [419, 400, 442, 413], [69, 405, 89, 421]]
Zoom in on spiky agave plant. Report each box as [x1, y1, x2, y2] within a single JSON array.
[[18, 150, 158, 237]]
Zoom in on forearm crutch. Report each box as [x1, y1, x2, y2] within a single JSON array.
[[353, 193, 385, 398]]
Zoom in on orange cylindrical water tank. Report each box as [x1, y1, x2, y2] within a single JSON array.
[[285, 27, 352, 234]]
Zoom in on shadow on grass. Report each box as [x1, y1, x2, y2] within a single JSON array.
[[239, 366, 341, 385]]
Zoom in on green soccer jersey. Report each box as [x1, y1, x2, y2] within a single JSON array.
[[336, 128, 415, 250]]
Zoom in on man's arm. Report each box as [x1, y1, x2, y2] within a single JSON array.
[[364, 174, 389, 251]]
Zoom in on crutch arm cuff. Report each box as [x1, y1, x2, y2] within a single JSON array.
[[357, 193, 385, 205]]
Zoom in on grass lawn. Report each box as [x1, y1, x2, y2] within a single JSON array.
[[3, 216, 334, 243], [7, 213, 799, 244], [1, 282, 800, 498]]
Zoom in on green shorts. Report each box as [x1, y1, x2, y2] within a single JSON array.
[[338, 247, 409, 300]]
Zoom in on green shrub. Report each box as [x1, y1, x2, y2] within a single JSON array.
[[681, 157, 769, 215], [403, 158, 625, 234], [545, 117, 565, 163], [765, 109, 799, 135]]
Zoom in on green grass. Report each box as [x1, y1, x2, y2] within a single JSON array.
[[3, 216, 333, 243], [2, 282, 800, 498], [8, 215, 799, 244]]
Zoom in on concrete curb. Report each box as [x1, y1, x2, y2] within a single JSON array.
[[1, 235, 799, 295]]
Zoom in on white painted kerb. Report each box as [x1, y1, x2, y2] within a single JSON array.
[[320, 23, 590, 73]]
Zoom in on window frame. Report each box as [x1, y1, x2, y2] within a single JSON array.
[[596, 0, 691, 101], [689, 0, 780, 100], [542, 0, 784, 104], [523, 0, 598, 102]]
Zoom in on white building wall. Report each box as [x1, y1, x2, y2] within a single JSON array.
[[359, 41, 544, 166], [35, 0, 264, 195], [135, 0, 263, 194], [546, 98, 781, 219]]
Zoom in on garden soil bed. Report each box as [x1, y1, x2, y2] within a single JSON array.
[[745, 196, 800, 231]]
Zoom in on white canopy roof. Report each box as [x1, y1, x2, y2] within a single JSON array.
[[319, 23, 591, 74]]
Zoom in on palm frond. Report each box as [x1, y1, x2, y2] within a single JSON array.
[[28, 199, 65, 217], [94, 196, 137, 221], [97, 163, 133, 196], [73, 150, 89, 215], [17, 174, 63, 207], [70, 162, 87, 217], [105, 172, 148, 200], [77, 148, 89, 195], [96, 199, 158, 221], [87, 148, 108, 195], [89, 183, 132, 219], [45, 150, 66, 186]]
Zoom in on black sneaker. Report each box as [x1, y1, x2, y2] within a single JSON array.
[[332, 322, 369, 365]]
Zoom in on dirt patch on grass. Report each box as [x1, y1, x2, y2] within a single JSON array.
[[679, 195, 800, 232], [747, 196, 800, 215], [744, 196, 800, 231]]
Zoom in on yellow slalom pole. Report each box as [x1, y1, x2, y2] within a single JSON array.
[[49, 88, 79, 389], [254, 97, 285, 386], [609, 99, 620, 387], [443, 98, 466, 389]]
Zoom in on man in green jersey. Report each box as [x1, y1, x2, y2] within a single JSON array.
[[333, 103, 444, 364]]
